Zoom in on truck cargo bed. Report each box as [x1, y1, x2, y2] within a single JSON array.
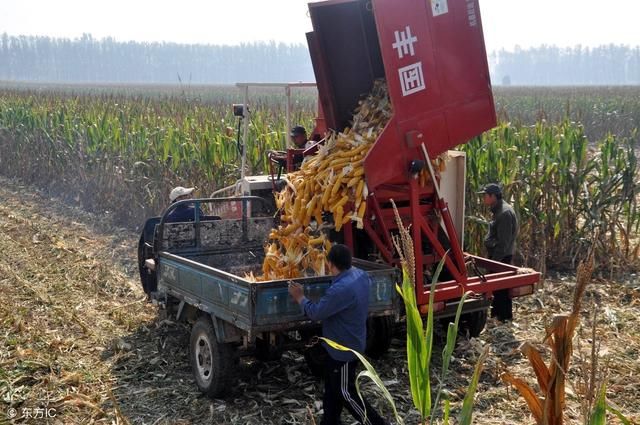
[[157, 251, 398, 336]]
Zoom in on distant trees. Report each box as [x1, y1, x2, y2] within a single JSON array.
[[0, 34, 638, 85], [490, 45, 640, 85], [0, 33, 314, 84]]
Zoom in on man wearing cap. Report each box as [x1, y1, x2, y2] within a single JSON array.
[[166, 186, 204, 223], [479, 183, 518, 321], [290, 125, 314, 150]]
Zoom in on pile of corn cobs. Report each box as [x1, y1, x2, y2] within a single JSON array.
[[252, 80, 444, 281]]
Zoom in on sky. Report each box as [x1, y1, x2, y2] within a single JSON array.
[[1, 0, 639, 52]]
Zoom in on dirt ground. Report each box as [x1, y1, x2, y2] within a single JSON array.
[[0, 177, 638, 425]]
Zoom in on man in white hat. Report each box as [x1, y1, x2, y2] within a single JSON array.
[[166, 186, 203, 223]]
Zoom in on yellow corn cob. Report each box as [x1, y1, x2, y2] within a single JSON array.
[[330, 175, 343, 197], [346, 176, 360, 188], [355, 180, 364, 201], [280, 222, 300, 237], [257, 80, 392, 281], [314, 207, 323, 226], [334, 195, 349, 211], [321, 185, 333, 209], [309, 236, 325, 246], [357, 201, 367, 220], [306, 196, 318, 218], [333, 206, 344, 232]]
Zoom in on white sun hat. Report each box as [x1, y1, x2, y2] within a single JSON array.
[[169, 186, 195, 202]]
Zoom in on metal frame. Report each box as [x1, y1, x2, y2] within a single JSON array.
[[235, 82, 317, 180]]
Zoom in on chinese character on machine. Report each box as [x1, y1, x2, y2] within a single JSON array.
[[399, 62, 426, 96]]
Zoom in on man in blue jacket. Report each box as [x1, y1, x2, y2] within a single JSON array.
[[289, 244, 387, 425]]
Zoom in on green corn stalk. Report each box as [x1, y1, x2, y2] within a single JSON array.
[[396, 262, 434, 421], [391, 199, 487, 424], [589, 383, 608, 425], [396, 258, 486, 425], [588, 383, 634, 425], [0, 85, 638, 270], [458, 346, 489, 425]]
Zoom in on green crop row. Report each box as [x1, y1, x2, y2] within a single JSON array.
[[0, 86, 637, 273]]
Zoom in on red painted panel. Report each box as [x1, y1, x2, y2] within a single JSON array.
[[306, 0, 496, 189]]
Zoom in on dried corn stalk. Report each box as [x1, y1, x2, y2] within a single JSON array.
[[501, 251, 594, 425]]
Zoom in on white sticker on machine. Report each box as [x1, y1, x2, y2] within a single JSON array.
[[431, 0, 448, 17]]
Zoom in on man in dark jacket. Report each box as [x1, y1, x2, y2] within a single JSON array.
[[290, 125, 313, 150], [288, 245, 387, 425], [479, 183, 518, 321], [165, 186, 204, 223]]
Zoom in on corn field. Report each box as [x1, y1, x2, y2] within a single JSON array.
[[464, 121, 639, 274], [0, 84, 638, 273]]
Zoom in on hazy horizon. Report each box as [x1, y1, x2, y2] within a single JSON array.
[[2, 0, 639, 53]]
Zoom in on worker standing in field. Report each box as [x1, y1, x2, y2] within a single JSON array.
[[288, 245, 387, 425], [479, 183, 518, 321]]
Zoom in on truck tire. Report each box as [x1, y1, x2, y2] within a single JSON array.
[[365, 316, 394, 359], [189, 316, 234, 398], [460, 309, 488, 338], [439, 308, 488, 339]]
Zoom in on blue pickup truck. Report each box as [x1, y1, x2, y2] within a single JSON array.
[[138, 197, 399, 397]]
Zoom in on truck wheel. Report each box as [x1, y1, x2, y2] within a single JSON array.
[[189, 316, 234, 398], [365, 316, 394, 359], [460, 309, 488, 338], [439, 308, 488, 339]]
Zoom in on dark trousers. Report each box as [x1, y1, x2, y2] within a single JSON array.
[[321, 356, 387, 425], [491, 255, 513, 321]]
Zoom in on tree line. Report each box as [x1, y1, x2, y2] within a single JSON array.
[[0, 33, 315, 84], [1, 33, 638, 85], [490, 45, 640, 86]]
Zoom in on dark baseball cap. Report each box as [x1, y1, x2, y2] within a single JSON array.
[[477, 183, 502, 195], [290, 125, 307, 136]]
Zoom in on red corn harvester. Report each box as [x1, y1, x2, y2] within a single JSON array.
[[286, 0, 540, 325]]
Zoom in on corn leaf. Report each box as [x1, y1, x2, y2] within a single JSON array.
[[501, 373, 544, 425], [606, 403, 633, 425], [441, 290, 470, 374], [458, 346, 489, 425], [319, 337, 404, 425], [432, 288, 471, 423], [520, 342, 551, 394]]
